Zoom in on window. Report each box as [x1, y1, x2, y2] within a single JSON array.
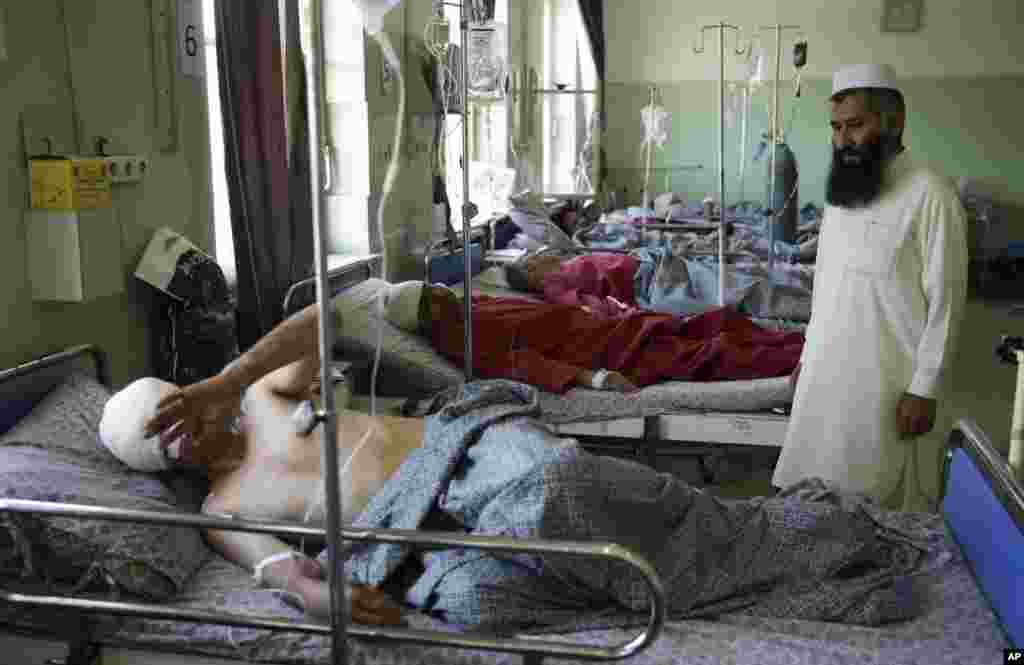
[[203, 0, 235, 283], [204, 0, 371, 272], [541, 0, 597, 195], [315, 0, 371, 254], [442, 0, 510, 230]]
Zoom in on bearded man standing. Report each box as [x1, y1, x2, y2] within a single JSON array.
[[772, 64, 968, 512]]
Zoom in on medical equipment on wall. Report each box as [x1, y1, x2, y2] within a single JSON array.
[[640, 86, 669, 211], [693, 22, 746, 308], [751, 24, 805, 267]]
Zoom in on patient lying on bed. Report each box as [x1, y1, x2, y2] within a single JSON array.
[[411, 279, 804, 392], [118, 298, 929, 631]]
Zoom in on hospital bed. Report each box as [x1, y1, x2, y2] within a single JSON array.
[[0, 343, 664, 664], [0, 343, 1018, 664], [407, 232, 797, 468]]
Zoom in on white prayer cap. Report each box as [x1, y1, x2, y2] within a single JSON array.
[[383, 280, 425, 333], [99, 377, 177, 472], [831, 64, 900, 98]]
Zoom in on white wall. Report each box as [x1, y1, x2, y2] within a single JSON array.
[[606, 0, 1024, 83]]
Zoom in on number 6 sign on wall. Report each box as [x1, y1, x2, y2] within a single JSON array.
[[178, 0, 204, 79]]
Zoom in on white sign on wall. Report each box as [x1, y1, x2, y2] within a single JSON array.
[[178, 0, 203, 79]]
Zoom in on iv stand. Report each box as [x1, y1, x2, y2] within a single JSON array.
[[439, 0, 477, 381], [460, 5, 474, 381], [694, 22, 745, 307], [755, 23, 800, 270], [307, 1, 347, 663]]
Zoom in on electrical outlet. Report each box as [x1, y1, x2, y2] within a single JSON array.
[[104, 155, 149, 184]]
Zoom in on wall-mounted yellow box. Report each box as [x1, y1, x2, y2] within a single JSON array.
[[29, 157, 112, 210]]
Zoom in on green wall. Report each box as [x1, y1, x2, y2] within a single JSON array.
[[605, 76, 1024, 243], [0, 0, 214, 386]]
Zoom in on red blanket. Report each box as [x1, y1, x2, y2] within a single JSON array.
[[432, 294, 803, 393]]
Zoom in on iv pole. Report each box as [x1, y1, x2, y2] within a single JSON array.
[[459, 3, 474, 381], [306, 1, 348, 662], [693, 22, 745, 307], [755, 23, 801, 270]]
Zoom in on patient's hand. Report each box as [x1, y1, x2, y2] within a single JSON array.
[[605, 371, 639, 393], [264, 556, 404, 625], [145, 374, 242, 460], [299, 580, 406, 626]]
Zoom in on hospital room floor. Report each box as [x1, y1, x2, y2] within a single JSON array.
[[710, 291, 1023, 500]]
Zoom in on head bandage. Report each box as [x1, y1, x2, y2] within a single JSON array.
[[831, 64, 899, 98], [99, 377, 177, 472], [383, 281, 424, 333]]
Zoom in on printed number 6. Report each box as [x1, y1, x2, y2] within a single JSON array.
[[185, 24, 198, 57]]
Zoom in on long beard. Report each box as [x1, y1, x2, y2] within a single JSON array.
[[825, 138, 887, 209]]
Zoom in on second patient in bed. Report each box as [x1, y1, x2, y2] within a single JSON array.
[[408, 280, 804, 393]]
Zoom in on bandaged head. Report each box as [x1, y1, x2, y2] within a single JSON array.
[[383, 281, 425, 333], [99, 377, 177, 472]]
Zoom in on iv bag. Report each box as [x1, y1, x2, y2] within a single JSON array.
[[468, 22, 507, 98], [353, 0, 401, 36], [641, 104, 670, 148], [745, 44, 764, 86]]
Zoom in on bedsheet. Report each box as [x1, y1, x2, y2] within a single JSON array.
[[633, 248, 813, 321]]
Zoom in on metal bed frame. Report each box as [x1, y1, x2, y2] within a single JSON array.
[[0, 339, 665, 664]]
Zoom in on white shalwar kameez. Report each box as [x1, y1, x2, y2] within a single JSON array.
[[773, 151, 968, 512]]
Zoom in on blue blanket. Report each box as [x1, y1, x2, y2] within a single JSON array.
[[327, 381, 934, 632]]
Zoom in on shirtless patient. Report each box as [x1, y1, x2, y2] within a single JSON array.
[[103, 299, 416, 625], [104, 282, 637, 624]]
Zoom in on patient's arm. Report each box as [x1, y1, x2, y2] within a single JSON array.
[[147, 302, 326, 442], [255, 355, 320, 401], [202, 492, 402, 625], [499, 350, 637, 393], [222, 303, 322, 393]]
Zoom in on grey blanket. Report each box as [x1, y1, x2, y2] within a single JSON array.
[[327, 381, 933, 632]]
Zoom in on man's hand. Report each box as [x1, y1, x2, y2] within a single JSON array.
[[144, 373, 243, 463], [896, 393, 937, 439]]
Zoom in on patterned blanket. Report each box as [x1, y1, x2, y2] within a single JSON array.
[[328, 381, 935, 632]]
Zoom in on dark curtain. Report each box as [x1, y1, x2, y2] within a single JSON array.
[[575, 0, 604, 81], [216, 0, 313, 351]]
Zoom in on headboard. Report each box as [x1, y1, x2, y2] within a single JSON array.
[[0, 345, 110, 435], [943, 418, 1024, 648]]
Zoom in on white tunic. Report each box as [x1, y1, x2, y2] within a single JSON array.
[[773, 151, 968, 511]]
